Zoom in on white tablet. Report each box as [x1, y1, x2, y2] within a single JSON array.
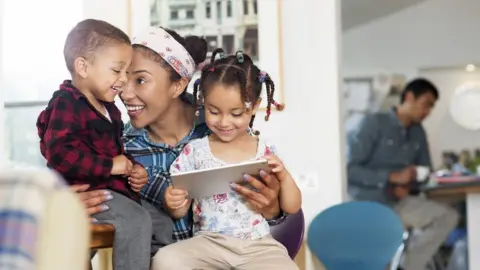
[[171, 159, 270, 199]]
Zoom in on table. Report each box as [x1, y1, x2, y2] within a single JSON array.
[[89, 224, 114, 270], [424, 181, 480, 269]]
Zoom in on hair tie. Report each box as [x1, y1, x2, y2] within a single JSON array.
[[194, 78, 201, 87], [209, 67, 215, 72], [236, 51, 244, 64], [265, 109, 271, 121], [214, 52, 226, 61], [258, 71, 267, 83], [272, 99, 285, 111]]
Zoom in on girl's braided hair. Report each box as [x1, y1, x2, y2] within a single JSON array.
[[193, 48, 283, 135]]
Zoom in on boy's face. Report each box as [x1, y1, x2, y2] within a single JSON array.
[[85, 43, 133, 102]]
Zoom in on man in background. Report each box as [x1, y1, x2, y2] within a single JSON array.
[[347, 78, 459, 270]]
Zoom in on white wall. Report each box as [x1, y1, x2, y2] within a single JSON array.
[[343, 0, 480, 169], [343, 0, 480, 74], [0, 0, 4, 167], [82, 0, 130, 33]]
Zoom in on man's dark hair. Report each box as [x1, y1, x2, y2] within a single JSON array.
[[64, 19, 131, 73], [400, 78, 439, 103]]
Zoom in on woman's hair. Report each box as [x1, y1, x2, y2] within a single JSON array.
[[193, 48, 283, 135], [133, 27, 208, 97]]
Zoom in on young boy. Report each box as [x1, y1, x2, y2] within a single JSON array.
[[36, 19, 161, 270]]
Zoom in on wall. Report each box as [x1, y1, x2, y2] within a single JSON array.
[[343, 0, 480, 169], [0, 0, 4, 167], [343, 0, 480, 74]]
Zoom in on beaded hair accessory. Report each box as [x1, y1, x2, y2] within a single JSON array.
[[258, 71, 267, 83], [236, 51, 244, 63], [193, 78, 202, 116], [214, 51, 226, 61]]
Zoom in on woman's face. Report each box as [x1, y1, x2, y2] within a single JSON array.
[[121, 49, 185, 128]]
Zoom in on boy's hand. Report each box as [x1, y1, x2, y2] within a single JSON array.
[[128, 164, 148, 192], [111, 155, 133, 176], [262, 155, 287, 180], [164, 186, 190, 210]]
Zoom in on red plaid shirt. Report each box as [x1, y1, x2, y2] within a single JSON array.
[[37, 80, 140, 202]]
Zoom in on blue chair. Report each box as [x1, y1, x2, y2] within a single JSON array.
[[307, 201, 404, 270]]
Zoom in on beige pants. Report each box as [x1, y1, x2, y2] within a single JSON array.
[[151, 233, 299, 270], [394, 195, 459, 270]]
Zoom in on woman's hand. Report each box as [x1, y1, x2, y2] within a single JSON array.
[[231, 170, 281, 219], [70, 184, 112, 221]]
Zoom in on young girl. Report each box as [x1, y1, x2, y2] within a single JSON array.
[[152, 49, 302, 270]]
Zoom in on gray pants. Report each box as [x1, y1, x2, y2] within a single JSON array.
[[92, 191, 174, 270], [394, 195, 459, 270], [142, 199, 174, 254]]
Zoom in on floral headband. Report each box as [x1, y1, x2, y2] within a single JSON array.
[[132, 27, 196, 80]]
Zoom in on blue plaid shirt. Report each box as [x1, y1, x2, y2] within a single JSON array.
[[123, 111, 209, 241]]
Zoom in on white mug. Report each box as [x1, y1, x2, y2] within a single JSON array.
[[416, 166, 431, 182]]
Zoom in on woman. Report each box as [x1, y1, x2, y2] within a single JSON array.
[[73, 26, 285, 252]]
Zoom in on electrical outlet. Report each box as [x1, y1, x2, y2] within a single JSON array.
[[294, 172, 320, 192]]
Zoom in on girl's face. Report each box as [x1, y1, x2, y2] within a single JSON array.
[[121, 49, 186, 128], [204, 83, 259, 142]]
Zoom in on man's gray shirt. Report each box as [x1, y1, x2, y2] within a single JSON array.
[[347, 109, 431, 204]]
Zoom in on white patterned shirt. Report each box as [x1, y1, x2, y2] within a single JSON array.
[[169, 136, 276, 240]]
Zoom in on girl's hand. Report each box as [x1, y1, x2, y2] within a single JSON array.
[[164, 186, 190, 210], [262, 155, 287, 179]]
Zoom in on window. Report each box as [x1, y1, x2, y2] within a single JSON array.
[[2, 0, 83, 166], [243, 0, 249, 15], [227, 0, 232, 17], [170, 10, 179, 20], [206, 2, 211, 18], [222, 35, 234, 54], [186, 9, 194, 19], [205, 36, 218, 53], [253, 0, 258, 14], [216, 1, 222, 23], [243, 28, 259, 60]]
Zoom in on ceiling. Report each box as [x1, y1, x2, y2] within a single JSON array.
[[341, 0, 426, 31]]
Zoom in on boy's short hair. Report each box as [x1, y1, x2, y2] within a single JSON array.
[[64, 19, 131, 73]]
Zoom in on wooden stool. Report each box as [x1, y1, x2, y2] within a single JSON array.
[[89, 224, 115, 270]]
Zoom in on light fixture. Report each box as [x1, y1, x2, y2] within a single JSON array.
[[466, 64, 476, 72]]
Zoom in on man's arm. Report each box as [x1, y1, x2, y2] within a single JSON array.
[[347, 115, 390, 188], [415, 126, 432, 168]]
